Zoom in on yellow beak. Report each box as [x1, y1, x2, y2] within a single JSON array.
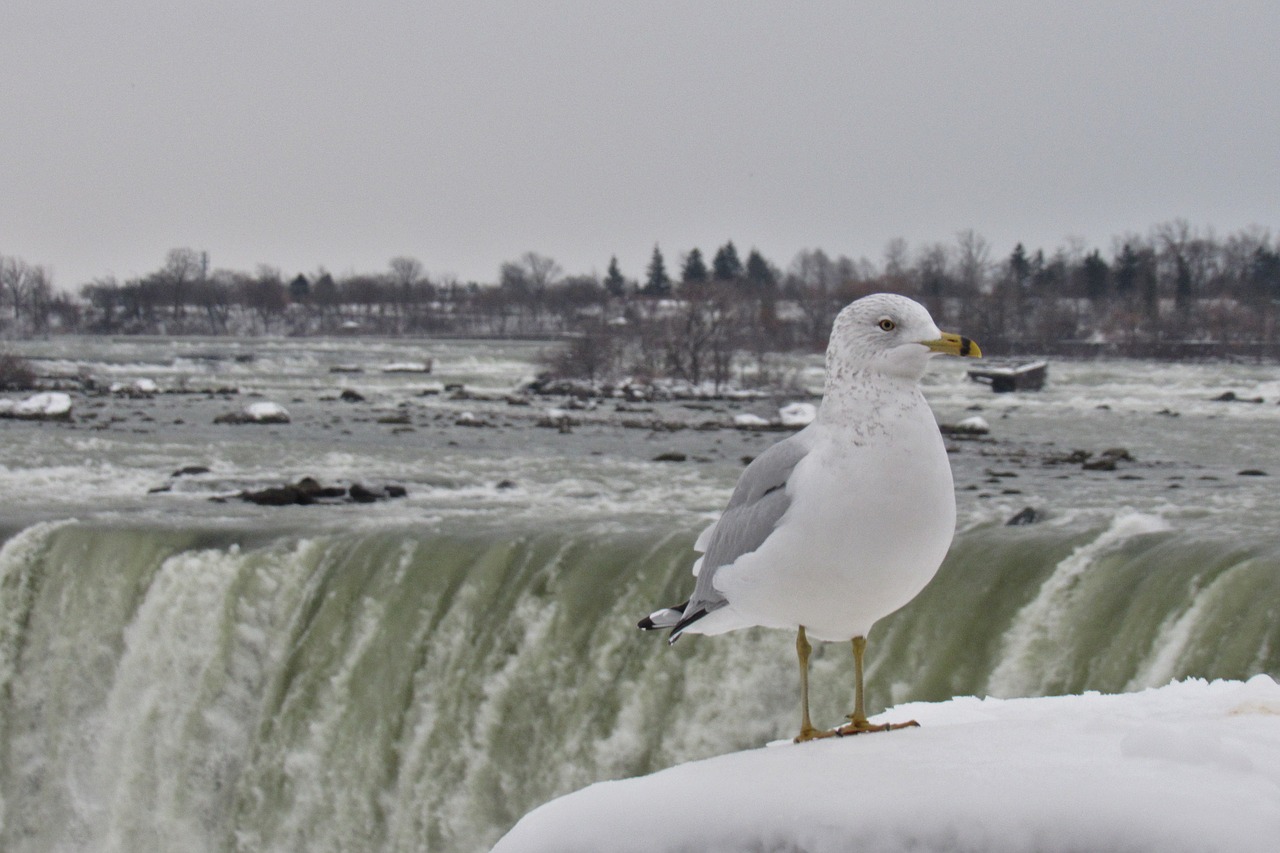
[[924, 332, 981, 358]]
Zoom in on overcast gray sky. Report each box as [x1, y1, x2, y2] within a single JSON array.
[[3, 1, 1277, 290]]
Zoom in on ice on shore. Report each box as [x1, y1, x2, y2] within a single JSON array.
[[954, 414, 990, 432], [0, 392, 73, 420], [211, 401, 291, 425], [381, 361, 432, 373], [494, 677, 1280, 853], [109, 378, 158, 395], [778, 401, 817, 427], [733, 413, 771, 428], [243, 402, 290, 422]]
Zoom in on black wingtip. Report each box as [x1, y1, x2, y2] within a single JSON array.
[[639, 601, 688, 633], [668, 607, 709, 644]]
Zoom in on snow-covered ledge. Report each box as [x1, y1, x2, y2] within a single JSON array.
[[494, 677, 1280, 853]]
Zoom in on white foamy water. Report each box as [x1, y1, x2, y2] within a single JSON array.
[[4, 337, 1278, 541], [3, 338, 1279, 853]]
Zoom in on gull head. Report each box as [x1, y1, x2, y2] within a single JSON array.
[[826, 293, 981, 383]]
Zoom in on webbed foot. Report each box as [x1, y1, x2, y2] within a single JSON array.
[[794, 725, 838, 743], [833, 718, 920, 736]]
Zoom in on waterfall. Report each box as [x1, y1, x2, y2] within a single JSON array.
[[2, 517, 1278, 852]]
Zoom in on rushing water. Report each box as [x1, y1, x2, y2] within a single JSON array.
[[2, 337, 1279, 851]]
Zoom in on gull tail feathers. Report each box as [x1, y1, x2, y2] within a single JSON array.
[[638, 603, 685, 631], [638, 601, 712, 644]]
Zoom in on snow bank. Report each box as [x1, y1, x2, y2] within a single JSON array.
[[494, 677, 1280, 853], [733, 413, 770, 428], [1, 392, 73, 420], [109, 378, 158, 395], [778, 401, 816, 427], [381, 361, 432, 373], [244, 401, 289, 422], [215, 401, 291, 424]]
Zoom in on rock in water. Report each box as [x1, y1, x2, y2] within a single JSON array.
[[1007, 507, 1040, 526]]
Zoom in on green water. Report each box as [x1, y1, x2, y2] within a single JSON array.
[[2, 516, 1277, 852]]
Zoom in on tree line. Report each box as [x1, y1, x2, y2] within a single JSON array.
[[2, 220, 1279, 385]]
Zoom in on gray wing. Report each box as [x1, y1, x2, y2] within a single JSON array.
[[675, 429, 812, 633]]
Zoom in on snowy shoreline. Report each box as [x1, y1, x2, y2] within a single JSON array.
[[494, 677, 1280, 853]]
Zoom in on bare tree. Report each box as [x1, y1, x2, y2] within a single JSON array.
[[0, 258, 53, 334], [915, 243, 952, 322], [1155, 220, 1197, 333], [388, 256, 423, 289], [1, 256, 34, 326], [81, 276, 122, 332], [193, 271, 237, 334], [387, 256, 426, 331], [237, 266, 288, 333], [883, 238, 910, 282], [311, 271, 340, 331], [26, 266, 54, 335], [788, 248, 840, 348], [343, 273, 386, 323], [955, 231, 990, 292], [666, 288, 720, 386], [500, 252, 562, 332], [156, 247, 205, 322], [954, 229, 990, 330]]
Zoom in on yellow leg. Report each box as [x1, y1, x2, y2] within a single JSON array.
[[794, 626, 834, 742], [835, 634, 920, 736], [851, 635, 868, 725]]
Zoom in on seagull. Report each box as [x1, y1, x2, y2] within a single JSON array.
[[639, 293, 980, 741]]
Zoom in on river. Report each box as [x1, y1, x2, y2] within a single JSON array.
[[2, 336, 1278, 851]]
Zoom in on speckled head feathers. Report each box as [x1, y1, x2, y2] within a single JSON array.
[[826, 293, 944, 382]]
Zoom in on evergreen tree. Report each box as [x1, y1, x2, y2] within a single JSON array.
[[1251, 246, 1280, 299], [314, 272, 337, 305], [681, 248, 709, 285], [1082, 250, 1110, 302], [1030, 249, 1051, 292], [1008, 243, 1031, 289], [1032, 250, 1066, 295], [605, 256, 627, 298], [642, 245, 671, 297], [1174, 255, 1194, 317], [744, 249, 777, 293], [1141, 257, 1159, 317], [289, 274, 310, 303], [1114, 244, 1139, 297], [712, 241, 743, 281]]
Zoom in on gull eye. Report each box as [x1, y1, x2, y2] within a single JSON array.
[[878, 318, 896, 332]]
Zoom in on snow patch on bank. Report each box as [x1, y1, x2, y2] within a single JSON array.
[[494, 677, 1280, 853]]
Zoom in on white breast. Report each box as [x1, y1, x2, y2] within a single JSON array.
[[714, 393, 956, 642]]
